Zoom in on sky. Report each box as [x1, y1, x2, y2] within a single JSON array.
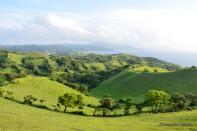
[[0, 0, 197, 65]]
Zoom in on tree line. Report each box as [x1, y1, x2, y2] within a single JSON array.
[[0, 88, 196, 117]]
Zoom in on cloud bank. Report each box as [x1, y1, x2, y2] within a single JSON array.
[[0, 9, 197, 53]]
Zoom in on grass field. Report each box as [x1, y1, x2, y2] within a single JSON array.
[[0, 98, 196, 131], [1, 76, 99, 110], [91, 68, 197, 100]]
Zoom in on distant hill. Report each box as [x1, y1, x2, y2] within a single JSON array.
[[90, 67, 197, 100], [0, 44, 137, 55], [0, 50, 180, 89]]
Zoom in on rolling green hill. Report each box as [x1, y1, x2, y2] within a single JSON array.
[[1, 76, 99, 109], [91, 68, 197, 100], [0, 97, 196, 131], [0, 50, 180, 89]]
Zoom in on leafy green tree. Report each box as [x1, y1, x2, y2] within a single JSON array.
[[170, 93, 186, 111], [93, 106, 101, 116], [99, 96, 114, 116], [124, 98, 133, 115], [185, 93, 197, 107], [76, 95, 84, 112], [58, 93, 78, 113], [112, 103, 121, 116], [134, 102, 144, 113], [145, 90, 171, 112]]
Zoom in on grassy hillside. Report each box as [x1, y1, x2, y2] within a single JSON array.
[[1, 76, 99, 109], [91, 68, 197, 100], [0, 98, 196, 131]]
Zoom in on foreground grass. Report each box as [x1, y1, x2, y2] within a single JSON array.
[[0, 98, 196, 131]]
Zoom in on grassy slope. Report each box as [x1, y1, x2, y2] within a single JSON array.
[[0, 98, 196, 131], [91, 68, 197, 100], [1, 76, 99, 108]]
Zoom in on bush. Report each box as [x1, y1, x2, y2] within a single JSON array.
[[23, 95, 38, 105]]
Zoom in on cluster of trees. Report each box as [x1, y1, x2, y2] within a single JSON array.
[[50, 55, 130, 88], [0, 89, 13, 99], [92, 90, 197, 117], [1, 89, 196, 117], [0, 89, 47, 109], [23, 95, 46, 106], [22, 57, 52, 76]]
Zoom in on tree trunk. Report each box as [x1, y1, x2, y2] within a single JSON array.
[[114, 110, 117, 116], [64, 106, 67, 113]]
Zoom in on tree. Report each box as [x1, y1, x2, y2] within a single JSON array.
[[112, 103, 121, 116], [190, 66, 196, 69], [58, 93, 78, 113], [99, 96, 114, 116], [19, 70, 27, 77], [39, 98, 46, 105], [143, 68, 149, 73], [145, 90, 171, 112], [23, 95, 38, 105], [185, 93, 197, 107], [170, 93, 186, 111], [124, 98, 133, 115], [76, 95, 84, 112], [154, 69, 158, 73], [134, 102, 144, 113]]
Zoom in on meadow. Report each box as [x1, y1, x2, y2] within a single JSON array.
[[1, 76, 99, 115], [91, 67, 197, 100], [0, 97, 196, 131]]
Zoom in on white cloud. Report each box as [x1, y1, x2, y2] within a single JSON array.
[[47, 14, 89, 34], [0, 9, 197, 53]]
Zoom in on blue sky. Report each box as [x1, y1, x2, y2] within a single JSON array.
[[1, 0, 197, 12], [0, 0, 197, 65]]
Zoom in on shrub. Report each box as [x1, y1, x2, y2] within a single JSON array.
[[23, 95, 38, 105]]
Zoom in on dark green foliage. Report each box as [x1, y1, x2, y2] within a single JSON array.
[[112, 103, 121, 116], [98, 96, 115, 116], [23, 95, 38, 105], [56, 78, 88, 94], [143, 68, 149, 73], [76, 95, 84, 112], [170, 93, 186, 111], [124, 98, 133, 115], [39, 98, 46, 105], [134, 102, 144, 113], [185, 93, 197, 106]]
